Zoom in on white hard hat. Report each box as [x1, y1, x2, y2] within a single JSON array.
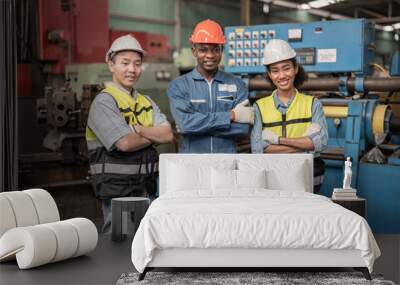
[[262, 39, 296, 66], [105, 34, 146, 62]]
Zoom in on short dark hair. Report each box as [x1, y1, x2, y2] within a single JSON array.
[[265, 58, 308, 88]]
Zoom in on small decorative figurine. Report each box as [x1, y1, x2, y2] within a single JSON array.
[[343, 157, 352, 190]]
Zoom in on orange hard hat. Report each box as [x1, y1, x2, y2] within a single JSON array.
[[189, 19, 226, 44]]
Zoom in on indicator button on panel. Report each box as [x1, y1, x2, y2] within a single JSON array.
[[260, 31, 267, 39], [252, 31, 259, 40]]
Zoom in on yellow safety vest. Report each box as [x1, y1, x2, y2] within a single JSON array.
[[86, 84, 153, 141], [256, 91, 313, 138]]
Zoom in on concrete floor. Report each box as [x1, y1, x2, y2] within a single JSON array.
[[373, 235, 400, 284], [1, 234, 399, 285], [0, 235, 133, 285]]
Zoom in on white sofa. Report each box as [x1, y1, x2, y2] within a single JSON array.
[[0, 189, 98, 269]]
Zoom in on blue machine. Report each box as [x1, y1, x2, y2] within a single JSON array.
[[390, 51, 400, 76], [319, 99, 399, 233], [225, 19, 400, 234], [224, 19, 374, 75]]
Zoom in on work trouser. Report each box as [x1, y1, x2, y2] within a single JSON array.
[[313, 157, 325, 194]]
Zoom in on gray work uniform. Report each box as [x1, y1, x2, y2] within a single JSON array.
[[86, 82, 169, 234]]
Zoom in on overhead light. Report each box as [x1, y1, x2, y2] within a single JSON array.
[[383, 25, 394, 32], [298, 4, 311, 10], [393, 23, 400, 30], [308, 0, 330, 8], [263, 3, 270, 13], [307, 0, 344, 9]]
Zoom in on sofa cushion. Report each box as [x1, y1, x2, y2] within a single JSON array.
[[0, 218, 98, 269], [1, 191, 39, 228], [0, 196, 17, 237], [24, 189, 60, 224]]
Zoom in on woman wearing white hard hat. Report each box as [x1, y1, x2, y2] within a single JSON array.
[[251, 39, 328, 193]]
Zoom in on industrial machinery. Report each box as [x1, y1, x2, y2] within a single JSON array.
[[17, 0, 178, 227], [225, 18, 400, 233], [33, 0, 178, 158]]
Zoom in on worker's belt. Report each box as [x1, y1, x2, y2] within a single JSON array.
[[88, 145, 158, 199]]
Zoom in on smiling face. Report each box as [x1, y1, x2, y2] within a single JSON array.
[[108, 50, 143, 90], [192, 43, 222, 77], [267, 59, 298, 92]]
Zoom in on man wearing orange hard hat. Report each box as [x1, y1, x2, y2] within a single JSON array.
[[167, 19, 254, 153]]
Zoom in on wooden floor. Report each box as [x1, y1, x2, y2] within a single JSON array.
[[0, 234, 398, 284]]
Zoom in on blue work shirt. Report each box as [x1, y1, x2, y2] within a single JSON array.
[[167, 68, 249, 153], [251, 91, 328, 156]]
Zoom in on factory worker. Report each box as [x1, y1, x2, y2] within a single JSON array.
[[85, 34, 173, 234], [251, 39, 328, 193], [167, 19, 254, 153]]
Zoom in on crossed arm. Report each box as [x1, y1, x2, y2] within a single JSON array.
[[88, 93, 174, 153], [264, 137, 314, 153], [116, 124, 173, 152], [251, 99, 328, 154], [166, 80, 249, 137]]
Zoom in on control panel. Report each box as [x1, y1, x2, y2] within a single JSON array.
[[224, 19, 375, 75]]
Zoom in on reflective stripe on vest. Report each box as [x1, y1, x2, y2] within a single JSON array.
[[256, 91, 313, 138], [90, 162, 159, 175], [85, 84, 154, 141]]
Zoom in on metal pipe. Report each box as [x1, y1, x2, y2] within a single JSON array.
[[249, 77, 400, 92], [174, 0, 181, 51], [241, 0, 251, 26], [320, 99, 350, 106], [323, 106, 348, 118], [372, 16, 400, 24], [357, 7, 385, 18]]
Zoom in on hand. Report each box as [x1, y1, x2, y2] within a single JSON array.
[[304, 123, 321, 137], [262, 129, 279, 144], [132, 124, 143, 134], [231, 99, 254, 124]]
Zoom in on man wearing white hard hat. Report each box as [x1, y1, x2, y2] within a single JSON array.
[[251, 39, 328, 193], [86, 35, 173, 233]]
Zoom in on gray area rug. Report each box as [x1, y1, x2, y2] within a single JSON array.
[[116, 271, 396, 285]]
